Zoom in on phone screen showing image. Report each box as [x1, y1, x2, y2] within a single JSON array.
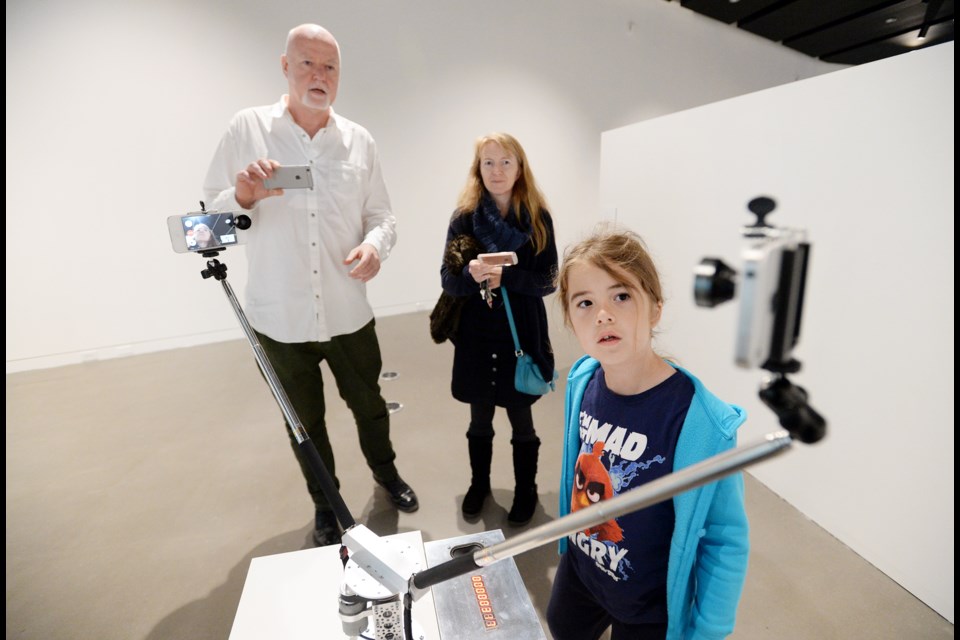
[[182, 213, 238, 252]]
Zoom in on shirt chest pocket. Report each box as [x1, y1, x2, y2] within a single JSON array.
[[315, 160, 364, 215]]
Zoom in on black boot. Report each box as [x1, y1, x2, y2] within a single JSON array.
[[462, 435, 493, 517], [508, 439, 540, 526]]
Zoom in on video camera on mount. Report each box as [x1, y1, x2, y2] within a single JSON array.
[[694, 196, 809, 372], [693, 196, 825, 444]]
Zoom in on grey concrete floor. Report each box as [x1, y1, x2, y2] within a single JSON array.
[[5, 311, 954, 639]]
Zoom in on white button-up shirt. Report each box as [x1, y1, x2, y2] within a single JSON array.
[[203, 97, 396, 343]]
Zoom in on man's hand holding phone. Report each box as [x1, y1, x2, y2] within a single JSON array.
[[235, 159, 314, 209]]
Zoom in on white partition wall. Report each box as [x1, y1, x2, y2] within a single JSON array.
[[599, 43, 954, 622]]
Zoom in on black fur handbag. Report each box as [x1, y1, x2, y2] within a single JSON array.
[[430, 234, 482, 344]]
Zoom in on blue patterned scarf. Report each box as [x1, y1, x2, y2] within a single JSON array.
[[472, 193, 531, 253]]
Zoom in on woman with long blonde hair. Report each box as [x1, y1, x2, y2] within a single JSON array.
[[437, 132, 558, 526]]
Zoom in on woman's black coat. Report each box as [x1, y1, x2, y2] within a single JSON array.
[[439, 209, 558, 407]]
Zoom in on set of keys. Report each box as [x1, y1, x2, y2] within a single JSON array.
[[480, 279, 496, 308]]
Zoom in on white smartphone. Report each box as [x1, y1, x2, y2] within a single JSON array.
[[477, 251, 518, 266], [166, 211, 244, 254], [734, 235, 809, 370], [734, 242, 780, 368], [263, 165, 314, 190]]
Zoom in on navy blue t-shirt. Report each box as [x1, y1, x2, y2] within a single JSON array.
[[567, 367, 694, 624]]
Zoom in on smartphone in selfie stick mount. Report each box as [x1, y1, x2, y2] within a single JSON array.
[[694, 196, 826, 444], [176, 199, 824, 639]]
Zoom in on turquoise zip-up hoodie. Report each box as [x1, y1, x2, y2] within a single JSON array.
[[558, 356, 749, 640]]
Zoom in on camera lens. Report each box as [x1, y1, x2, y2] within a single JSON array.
[[694, 258, 736, 307]]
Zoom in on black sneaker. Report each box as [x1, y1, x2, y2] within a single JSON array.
[[313, 510, 342, 547], [375, 476, 419, 513]]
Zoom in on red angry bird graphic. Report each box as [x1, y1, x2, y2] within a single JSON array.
[[571, 441, 624, 543]]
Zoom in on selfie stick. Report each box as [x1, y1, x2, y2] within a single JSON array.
[[406, 429, 793, 597], [194, 230, 424, 638], [197, 244, 356, 533]]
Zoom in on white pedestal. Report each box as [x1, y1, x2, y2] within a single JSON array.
[[229, 530, 441, 640]]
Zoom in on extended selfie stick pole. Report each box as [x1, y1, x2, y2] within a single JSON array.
[[408, 429, 794, 595], [196, 241, 413, 638], [198, 248, 356, 532]]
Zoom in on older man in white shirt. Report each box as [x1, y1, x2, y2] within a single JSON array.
[[202, 23, 418, 547]]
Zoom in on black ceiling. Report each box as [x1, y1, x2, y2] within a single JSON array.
[[676, 0, 954, 65]]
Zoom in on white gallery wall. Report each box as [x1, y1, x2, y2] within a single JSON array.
[[5, 0, 840, 373], [599, 43, 954, 621]]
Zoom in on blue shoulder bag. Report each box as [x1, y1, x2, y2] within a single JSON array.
[[500, 288, 557, 395]]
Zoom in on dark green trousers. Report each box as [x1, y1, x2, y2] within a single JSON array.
[[255, 319, 398, 510]]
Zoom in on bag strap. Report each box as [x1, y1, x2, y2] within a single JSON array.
[[499, 288, 523, 357]]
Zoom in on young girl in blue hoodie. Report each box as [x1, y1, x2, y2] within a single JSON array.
[[546, 227, 749, 640]]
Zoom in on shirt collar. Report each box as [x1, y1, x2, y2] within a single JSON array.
[[274, 95, 340, 137]]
